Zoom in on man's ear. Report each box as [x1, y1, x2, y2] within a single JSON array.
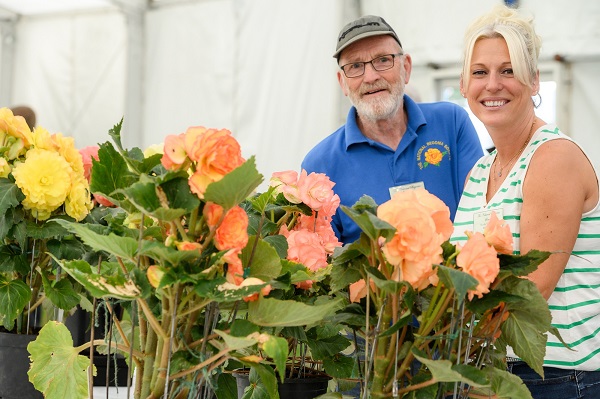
[[337, 71, 349, 96]]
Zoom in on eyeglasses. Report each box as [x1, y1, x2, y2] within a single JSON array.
[[340, 53, 403, 78]]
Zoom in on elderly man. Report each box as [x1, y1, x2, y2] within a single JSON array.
[[302, 15, 483, 244]]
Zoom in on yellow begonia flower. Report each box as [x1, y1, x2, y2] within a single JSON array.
[[12, 149, 72, 221], [0, 158, 10, 178], [65, 178, 93, 221]]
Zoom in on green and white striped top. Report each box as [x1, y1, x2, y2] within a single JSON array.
[[452, 124, 600, 371]]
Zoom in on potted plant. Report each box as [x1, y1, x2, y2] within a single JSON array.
[[26, 120, 352, 399], [0, 107, 96, 398], [329, 188, 560, 398]]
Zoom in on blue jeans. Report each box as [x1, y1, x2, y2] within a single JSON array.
[[507, 361, 600, 399]]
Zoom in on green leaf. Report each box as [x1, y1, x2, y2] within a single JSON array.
[[412, 349, 489, 387], [27, 321, 94, 399], [159, 176, 201, 212], [53, 220, 138, 262], [364, 266, 406, 295], [307, 333, 351, 360], [0, 178, 24, 218], [244, 365, 278, 399], [204, 157, 263, 210], [262, 336, 288, 383], [498, 250, 552, 277], [470, 366, 534, 399], [322, 355, 354, 379], [340, 204, 395, 242], [498, 276, 552, 377], [90, 141, 138, 211], [0, 275, 31, 330], [0, 244, 29, 274], [42, 274, 81, 311], [57, 259, 140, 300], [248, 297, 344, 327], [213, 329, 259, 351], [436, 264, 478, 301], [243, 236, 282, 281]]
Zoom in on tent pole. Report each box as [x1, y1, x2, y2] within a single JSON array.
[[0, 17, 17, 107]]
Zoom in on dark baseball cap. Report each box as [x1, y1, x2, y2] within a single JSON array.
[[333, 15, 402, 59]]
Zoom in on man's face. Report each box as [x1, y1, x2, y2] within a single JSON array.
[[337, 35, 411, 122]]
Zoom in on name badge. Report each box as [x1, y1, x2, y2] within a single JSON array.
[[389, 181, 425, 197], [473, 209, 504, 233]]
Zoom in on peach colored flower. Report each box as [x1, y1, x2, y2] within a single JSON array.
[[295, 280, 314, 290], [297, 170, 336, 213], [484, 211, 514, 255], [79, 145, 100, 182], [270, 170, 302, 203], [176, 241, 202, 252], [239, 277, 272, 302], [185, 127, 244, 198], [286, 229, 329, 272], [223, 250, 244, 285], [408, 188, 453, 240], [161, 133, 187, 171], [378, 195, 448, 290], [348, 279, 376, 303], [204, 202, 249, 251], [457, 232, 500, 301]]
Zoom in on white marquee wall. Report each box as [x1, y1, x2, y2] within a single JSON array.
[[2, 0, 599, 190]]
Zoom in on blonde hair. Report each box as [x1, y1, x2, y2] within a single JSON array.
[[461, 5, 541, 90]]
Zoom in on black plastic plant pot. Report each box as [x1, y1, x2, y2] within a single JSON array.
[[0, 332, 43, 399], [233, 369, 330, 399]]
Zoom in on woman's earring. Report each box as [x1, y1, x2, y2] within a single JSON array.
[[532, 92, 542, 108]]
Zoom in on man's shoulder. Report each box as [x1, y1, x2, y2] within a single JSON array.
[[417, 100, 466, 115]]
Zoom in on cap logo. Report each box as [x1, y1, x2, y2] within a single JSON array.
[[339, 21, 384, 41]]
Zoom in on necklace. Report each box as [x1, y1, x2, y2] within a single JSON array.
[[493, 118, 536, 179]]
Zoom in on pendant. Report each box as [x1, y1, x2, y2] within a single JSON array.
[[497, 170, 502, 177]]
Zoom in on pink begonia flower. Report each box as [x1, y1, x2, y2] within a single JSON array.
[[270, 170, 302, 203], [297, 170, 336, 213], [483, 211, 514, 255], [239, 277, 272, 302], [457, 232, 500, 301], [286, 229, 329, 272], [78, 145, 115, 207], [79, 145, 99, 182], [185, 127, 244, 198], [204, 202, 249, 252], [377, 188, 452, 291], [295, 213, 341, 253], [161, 133, 187, 171]]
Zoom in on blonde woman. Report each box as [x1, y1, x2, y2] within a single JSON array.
[[452, 5, 600, 398]]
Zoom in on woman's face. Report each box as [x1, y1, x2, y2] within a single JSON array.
[[462, 37, 536, 130]]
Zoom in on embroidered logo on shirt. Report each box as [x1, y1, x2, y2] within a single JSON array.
[[417, 141, 451, 169]]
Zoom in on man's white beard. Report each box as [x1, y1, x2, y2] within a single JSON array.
[[350, 83, 404, 122]]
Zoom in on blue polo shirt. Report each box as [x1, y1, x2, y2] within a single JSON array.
[[301, 95, 483, 244]]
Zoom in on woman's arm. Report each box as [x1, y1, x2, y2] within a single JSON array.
[[520, 138, 598, 299]]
